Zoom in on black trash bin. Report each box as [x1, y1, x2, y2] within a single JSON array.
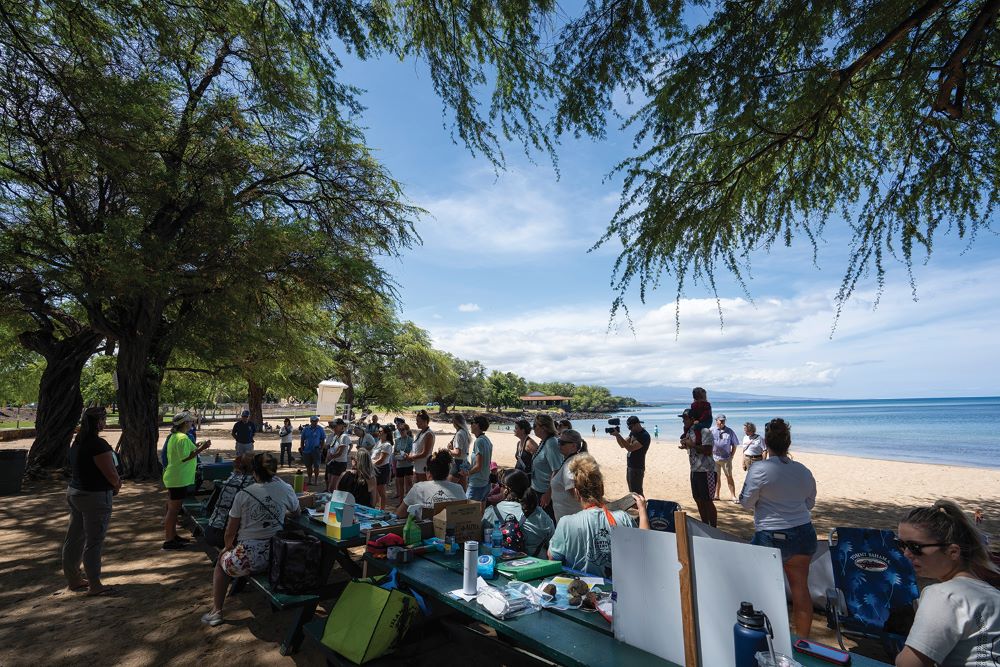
[[0, 449, 27, 495]]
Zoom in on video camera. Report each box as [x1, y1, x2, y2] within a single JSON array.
[[604, 417, 620, 434]]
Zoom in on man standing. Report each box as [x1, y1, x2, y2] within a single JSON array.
[[679, 409, 717, 527], [741, 421, 766, 471], [300, 416, 325, 487], [710, 414, 740, 502], [231, 410, 256, 456], [325, 418, 352, 491], [613, 415, 651, 495], [366, 414, 380, 437]]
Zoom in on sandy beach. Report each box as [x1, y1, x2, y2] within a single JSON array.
[[1, 414, 997, 666]]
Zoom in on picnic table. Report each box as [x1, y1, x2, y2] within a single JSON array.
[[360, 552, 893, 667]]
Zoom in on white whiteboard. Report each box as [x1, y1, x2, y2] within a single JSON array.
[[690, 535, 792, 667], [611, 527, 686, 666]]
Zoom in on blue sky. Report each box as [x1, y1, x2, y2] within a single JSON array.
[[339, 54, 1000, 400]]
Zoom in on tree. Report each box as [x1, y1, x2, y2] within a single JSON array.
[[485, 370, 526, 412], [553, 1, 1000, 316], [1, 1, 418, 476]]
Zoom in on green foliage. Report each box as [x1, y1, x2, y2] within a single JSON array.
[[80, 355, 117, 407], [485, 370, 526, 411], [0, 323, 42, 405], [553, 0, 1000, 316]]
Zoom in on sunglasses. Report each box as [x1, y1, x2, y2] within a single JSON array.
[[894, 538, 950, 555]]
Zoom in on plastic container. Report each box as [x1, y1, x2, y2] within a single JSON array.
[[0, 449, 27, 495], [734, 602, 769, 667], [755, 652, 803, 667], [491, 520, 502, 549]]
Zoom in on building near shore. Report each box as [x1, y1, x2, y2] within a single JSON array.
[[520, 392, 572, 410]]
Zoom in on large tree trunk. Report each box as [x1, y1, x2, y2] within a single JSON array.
[[115, 309, 173, 479], [247, 378, 265, 429], [21, 329, 103, 473]]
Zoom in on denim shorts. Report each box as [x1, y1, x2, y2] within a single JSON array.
[[466, 485, 489, 501], [751, 522, 817, 562]]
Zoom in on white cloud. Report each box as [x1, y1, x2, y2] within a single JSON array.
[[457, 303, 481, 313], [416, 260, 1000, 399]]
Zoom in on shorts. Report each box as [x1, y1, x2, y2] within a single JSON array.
[[326, 460, 347, 475], [715, 458, 733, 476], [752, 522, 817, 562], [219, 538, 271, 577], [690, 471, 717, 502], [167, 486, 187, 501], [301, 451, 320, 468], [375, 464, 391, 485], [235, 442, 254, 456], [396, 466, 413, 478], [466, 485, 489, 501]]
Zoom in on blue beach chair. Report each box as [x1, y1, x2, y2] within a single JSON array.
[[825, 527, 919, 659]]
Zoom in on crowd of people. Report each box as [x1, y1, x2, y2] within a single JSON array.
[[56, 396, 999, 665]]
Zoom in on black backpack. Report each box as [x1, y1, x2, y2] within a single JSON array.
[[268, 529, 322, 594], [491, 504, 526, 552]]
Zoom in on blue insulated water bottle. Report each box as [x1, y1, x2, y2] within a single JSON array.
[[734, 602, 769, 667]]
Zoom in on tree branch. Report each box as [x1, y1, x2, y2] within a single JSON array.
[[932, 0, 1000, 118]]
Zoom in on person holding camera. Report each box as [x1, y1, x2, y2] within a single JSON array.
[[613, 415, 651, 495]]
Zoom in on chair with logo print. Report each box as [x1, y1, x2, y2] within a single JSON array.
[[824, 527, 919, 660]]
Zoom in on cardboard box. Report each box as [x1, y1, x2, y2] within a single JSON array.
[[430, 500, 482, 544], [297, 492, 316, 511]]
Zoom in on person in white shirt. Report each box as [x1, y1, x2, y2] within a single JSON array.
[[406, 410, 435, 481], [371, 425, 395, 509], [738, 418, 817, 638], [740, 421, 766, 471], [324, 419, 352, 492], [895, 500, 1000, 667], [447, 414, 472, 488], [201, 453, 299, 626], [278, 418, 294, 466], [395, 450, 465, 517]]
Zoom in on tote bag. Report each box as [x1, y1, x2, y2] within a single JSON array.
[[268, 529, 322, 594], [321, 578, 417, 663]]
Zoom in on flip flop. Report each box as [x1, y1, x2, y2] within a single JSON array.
[[68, 582, 90, 592], [86, 586, 118, 597]]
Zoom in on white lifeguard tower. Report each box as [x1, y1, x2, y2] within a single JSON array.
[[316, 379, 348, 420]]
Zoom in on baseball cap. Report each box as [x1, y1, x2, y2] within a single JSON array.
[[716, 413, 727, 421], [309, 415, 319, 422], [173, 411, 193, 426], [558, 429, 583, 446], [677, 408, 693, 418], [241, 409, 250, 417], [626, 416, 643, 426]]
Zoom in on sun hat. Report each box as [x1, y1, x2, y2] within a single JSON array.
[[173, 411, 193, 426]]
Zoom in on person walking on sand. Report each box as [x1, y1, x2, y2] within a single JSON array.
[[711, 414, 740, 501], [63, 406, 122, 596], [231, 410, 256, 456]]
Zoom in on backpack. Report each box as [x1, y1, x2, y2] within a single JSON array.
[[269, 529, 323, 594], [492, 504, 526, 552]]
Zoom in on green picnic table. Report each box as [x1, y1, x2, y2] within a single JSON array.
[[364, 553, 893, 667]]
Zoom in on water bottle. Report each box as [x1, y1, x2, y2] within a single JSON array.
[[462, 541, 479, 595], [292, 470, 304, 493], [214, 452, 222, 463], [491, 520, 502, 549], [734, 602, 769, 667]]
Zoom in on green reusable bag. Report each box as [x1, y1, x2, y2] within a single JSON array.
[[321, 579, 416, 663]]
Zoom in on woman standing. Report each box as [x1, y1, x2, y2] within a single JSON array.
[[530, 414, 563, 520], [738, 418, 817, 638], [513, 419, 535, 475], [894, 501, 999, 667], [162, 411, 211, 550], [371, 425, 394, 509], [407, 410, 435, 482], [465, 416, 494, 501], [741, 421, 765, 471], [393, 421, 414, 500], [550, 429, 584, 523], [447, 414, 472, 488], [62, 406, 121, 596], [278, 418, 294, 467], [201, 453, 299, 626]]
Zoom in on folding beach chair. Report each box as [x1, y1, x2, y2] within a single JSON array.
[[825, 527, 919, 659]]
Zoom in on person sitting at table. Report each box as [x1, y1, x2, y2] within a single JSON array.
[[483, 469, 554, 556], [203, 453, 255, 549], [395, 449, 466, 518], [548, 454, 649, 577], [200, 453, 299, 626], [336, 448, 377, 507]]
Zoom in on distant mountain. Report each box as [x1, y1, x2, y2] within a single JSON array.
[[608, 386, 813, 403]]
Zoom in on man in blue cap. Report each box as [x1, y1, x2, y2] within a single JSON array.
[[300, 416, 326, 486], [231, 410, 256, 456]]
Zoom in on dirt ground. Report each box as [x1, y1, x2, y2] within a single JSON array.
[[1, 415, 997, 666]]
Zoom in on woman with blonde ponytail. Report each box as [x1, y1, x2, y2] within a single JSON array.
[[894, 500, 999, 667]]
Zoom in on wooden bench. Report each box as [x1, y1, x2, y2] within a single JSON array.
[[244, 574, 323, 656]]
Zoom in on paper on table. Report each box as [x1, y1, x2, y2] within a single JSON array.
[[448, 589, 478, 602]]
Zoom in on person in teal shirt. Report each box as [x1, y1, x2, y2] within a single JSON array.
[[548, 453, 649, 577], [466, 416, 493, 501], [530, 413, 564, 520], [482, 469, 554, 556], [162, 411, 211, 550]]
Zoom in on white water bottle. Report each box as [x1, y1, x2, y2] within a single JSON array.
[[462, 541, 479, 596]]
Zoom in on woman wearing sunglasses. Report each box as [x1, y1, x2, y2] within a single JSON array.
[[894, 500, 1000, 667]]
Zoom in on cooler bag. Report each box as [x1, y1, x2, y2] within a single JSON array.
[[321, 578, 418, 663], [268, 530, 322, 594]]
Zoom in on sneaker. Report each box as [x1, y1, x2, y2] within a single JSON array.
[[200, 610, 224, 626], [174, 535, 192, 544], [162, 538, 187, 551]]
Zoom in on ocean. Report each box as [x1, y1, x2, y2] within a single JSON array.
[[559, 396, 1000, 470]]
